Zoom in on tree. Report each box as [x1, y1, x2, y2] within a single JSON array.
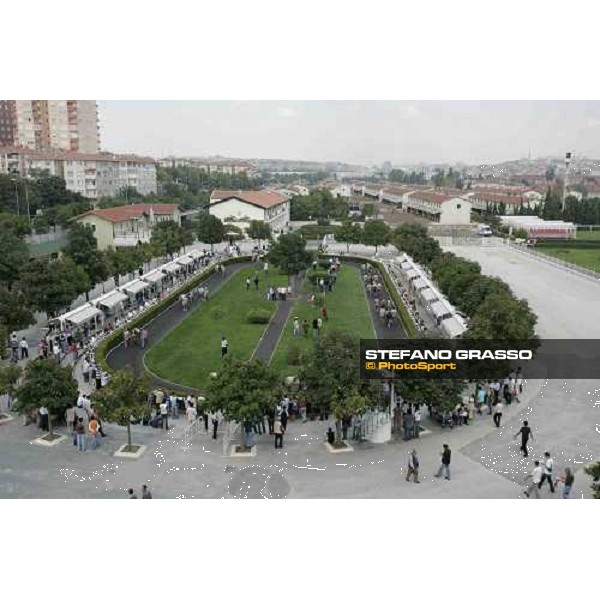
[[16, 360, 78, 438], [205, 358, 280, 448], [361, 220, 390, 252], [0, 227, 29, 287], [584, 461, 600, 499], [0, 213, 31, 237], [388, 169, 406, 183], [393, 223, 442, 265], [93, 368, 150, 451], [196, 213, 225, 250], [0, 364, 22, 410], [300, 330, 378, 439], [268, 232, 311, 275], [151, 220, 190, 258], [463, 291, 538, 341], [20, 256, 90, 318], [361, 203, 378, 218], [247, 220, 272, 243], [395, 379, 465, 413], [331, 388, 371, 444], [336, 220, 362, 252], [0, 289, 35, 350], [64, 223, 109, 291]]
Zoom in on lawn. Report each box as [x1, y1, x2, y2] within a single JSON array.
[[145, 266, 288, 389], [575, 229, 600, 241], [535, 246, 600, 273], [269, 264, 376, 377]]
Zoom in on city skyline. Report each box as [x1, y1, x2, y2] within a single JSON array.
[[99, 100, 600, 166]]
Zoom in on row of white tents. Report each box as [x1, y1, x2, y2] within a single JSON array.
[[52, 249, 209, 331], [389, 253, 468, 338], [499, 216, 577, 239]]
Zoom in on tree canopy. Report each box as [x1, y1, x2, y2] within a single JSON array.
[[336, 220, 362, 251], [64, 223, 109, 287], [151, 220, 194, 257], [196, 213, 225, 248], [268, 232, 312, 275], [361, 220, 390, 251], [247, 220, 271, 242]]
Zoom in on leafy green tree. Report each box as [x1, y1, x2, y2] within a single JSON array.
[[64, 223, 109, 291], [300, 330, 377, 434], [458, 276, 510, 317], [463, 291, 538, 341], [0, 364, 22, 410], [0, 290, 35, 346], [93, 368, 150, 451], [268, 232, 311, 275], [395, 379, 465, 412], [20, 256, 90, 318], [331, 388, 372, 444], [393, 223, 443, 265], [205, 358, 280, 448], [336, 220, 362, 252], [388, 169, 406, 183], [361, 220, 390, 252], [16, 360, 78, 438], [0, 213, 31, 237], [151, 220, 190, 258], [0, 227, 29, 287], [196, 213, 225, 250], [247, 220, 272, 243], [584, 461, 600, 499]]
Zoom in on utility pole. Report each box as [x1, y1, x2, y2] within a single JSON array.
[[563, 151, 572, 211]]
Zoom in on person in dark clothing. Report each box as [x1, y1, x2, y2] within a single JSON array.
[[274, 420, 284, 449], [267, 408, 275, 434], [203, 410, 209, 433], [95, 368, 102, 390], [514, 420, 534, 457], [212, 415, 219, 440], [280, 409, 288, 433], [326, 427, 335, 445], [435, 444, 451, 480]]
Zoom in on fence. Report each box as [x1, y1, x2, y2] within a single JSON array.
[[508, 241, 600, 283], [433, 236, 505, 247], [183, 416, 207, 447]]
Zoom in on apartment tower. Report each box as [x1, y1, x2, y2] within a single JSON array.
[[0, 100, 100, 152]]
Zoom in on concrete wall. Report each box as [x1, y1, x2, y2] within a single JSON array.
[[440, 198, 471, 225]]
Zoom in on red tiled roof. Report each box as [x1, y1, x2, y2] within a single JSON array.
[[408, 191, 463, 204], [210, 189, 288, 209], [77, 203, 179, 223]]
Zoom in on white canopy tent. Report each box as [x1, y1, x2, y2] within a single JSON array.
[[176, 255, 194, 267], [419, 287, 438, 303], [441, 316, 467, 339], [120, 280, 150, 296], [143, 269, 165, 284], [404, 268, 420, 281], [430, 300, 453, 320], [58, 303, 103, 328], [412, 278, 429, 291], [95, 290, 128, 310], [162, 262, 182, 274]]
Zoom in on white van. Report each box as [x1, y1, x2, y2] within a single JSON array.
[[476, 224, 492, 237]]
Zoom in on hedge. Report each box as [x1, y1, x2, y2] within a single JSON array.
[[246, 309, 271, 324], [320, 254, 418, 338], [95, 255, 251, 373]]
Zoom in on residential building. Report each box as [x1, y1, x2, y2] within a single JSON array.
[[73, 203, 181, 250], [405, 191, 472, 224], [209, 189, 290, 233], [0, 100, 100, 152], [0, 147, 157, 199]]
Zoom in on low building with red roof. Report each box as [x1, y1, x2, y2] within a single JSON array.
[[74, 203, 181, 250], [209, 189, 290, 234]]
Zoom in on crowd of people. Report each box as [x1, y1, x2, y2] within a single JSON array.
[[362, 264, 399, 330]]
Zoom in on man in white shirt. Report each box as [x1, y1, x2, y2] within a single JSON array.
[[19, 337, 29, 360], [538, 451, 555, 493], [524, 460, 542, 498], [413, 408, 422, 438], [160, 401, 169, 430], [221, 337, 228, 358], [493, 401, 503, 428]]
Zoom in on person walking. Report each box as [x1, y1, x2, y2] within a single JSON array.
[[127, 488, 138, 499], [321, 305, 328, 321], [221, 336, 228, 358], [493, 400, 503, 428], [514, 420, 534, 457], [280, 407, 288, 433], [435, 444, 451, 480], [65, 405, 76, 441], [245, 277, 251, 291], [557, 468, 575, 499], [293, 317, 300, 337], [413, 407, 421, 438], [352, 414, 362, 440], [253, 273, 259, 290], [274, 419, 284, 449], [538, 451, 555, 493], [406, 449, 420, 483], [19, 337, 29, 360], [88, 415, 100, 449], [141, 484, 153, 499], [523, 460, 542, 498], [312, 318, 319, 337], [140, 328, 148, 349], [160, 400, 169, 430], [75, 418, 86, 452], [186, 401, 197, 424], [212, 412, 220, 440]]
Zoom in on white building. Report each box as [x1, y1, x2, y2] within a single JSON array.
[[0, 147, 157, 199], [209, 189, 290, 233]]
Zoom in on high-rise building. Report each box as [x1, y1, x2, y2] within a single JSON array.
[[0, 100, 100, 152]]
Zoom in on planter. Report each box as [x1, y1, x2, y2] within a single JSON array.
[[0, 413, 14, 425], [32, 433, 66, 447], [230, 445, 257, 458], [114, 444, 147, 459], [324, 441, 354, 454]]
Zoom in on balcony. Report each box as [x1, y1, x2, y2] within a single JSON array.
[[113, 232, 152, 247]]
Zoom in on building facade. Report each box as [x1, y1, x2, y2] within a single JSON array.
[[0, 147, 157, 199], [209, 189, 290, 233], [74, 203, 181, 250], [0, 100, 100, 152]]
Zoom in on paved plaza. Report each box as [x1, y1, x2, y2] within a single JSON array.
[[0, 242, 597, 499]]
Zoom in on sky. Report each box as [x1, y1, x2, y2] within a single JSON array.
[[98, 101, 600, 166]]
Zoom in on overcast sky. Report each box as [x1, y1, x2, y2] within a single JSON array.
[[98, 101, 600, 165]]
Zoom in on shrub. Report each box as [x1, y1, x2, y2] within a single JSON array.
[[246, 309, 271, 324], [211, 308, 227, 320], [286, 346, 303, 366], [307, 271, 331, 285], [313, 294, 325, 308]]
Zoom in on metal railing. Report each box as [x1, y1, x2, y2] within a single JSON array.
[[361, 409, 390, 439], [183, 416, 207, 447], [508, 241, 600, 283]]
